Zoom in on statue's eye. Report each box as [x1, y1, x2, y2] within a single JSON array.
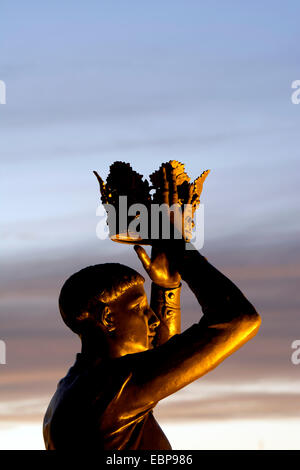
[[132, 304, 141, 313]]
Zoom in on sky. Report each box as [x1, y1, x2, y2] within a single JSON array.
[[1, 0, 300, 450]]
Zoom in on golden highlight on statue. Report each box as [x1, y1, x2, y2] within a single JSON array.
[[43, 161, 261, 450]]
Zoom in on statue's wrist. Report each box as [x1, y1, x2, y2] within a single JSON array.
[[151, 282, 181, 308], [152, 281, 181, 290]]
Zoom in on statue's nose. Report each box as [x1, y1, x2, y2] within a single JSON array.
[[149, 310, 160, 329]]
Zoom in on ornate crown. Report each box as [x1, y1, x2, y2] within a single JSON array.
[[94, 160, 210, 244]]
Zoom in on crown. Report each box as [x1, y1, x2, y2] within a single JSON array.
[[94, 160, 210, 244]]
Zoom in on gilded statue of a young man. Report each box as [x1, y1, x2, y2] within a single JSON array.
[[43, 167, 261, 450]]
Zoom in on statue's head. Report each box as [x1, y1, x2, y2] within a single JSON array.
[[58, 263, 160, 357]]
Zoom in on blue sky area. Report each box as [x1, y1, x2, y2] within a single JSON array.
[[1, 0, 300, 449]]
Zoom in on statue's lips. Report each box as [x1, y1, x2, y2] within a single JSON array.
[[148, 335, 156, 349]]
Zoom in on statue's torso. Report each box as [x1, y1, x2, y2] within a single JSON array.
[[43, 353, 172, 450]]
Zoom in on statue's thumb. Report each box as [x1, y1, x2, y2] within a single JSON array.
[[134, 245, 151, 272]]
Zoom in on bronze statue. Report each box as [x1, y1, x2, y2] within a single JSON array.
[[43, 162, 261, 450]]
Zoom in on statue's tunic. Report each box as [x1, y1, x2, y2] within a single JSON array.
[[43, 350, 172, 450], [44, 323, 212, 450]]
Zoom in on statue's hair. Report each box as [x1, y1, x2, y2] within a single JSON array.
[[59, 263, 145, 335]]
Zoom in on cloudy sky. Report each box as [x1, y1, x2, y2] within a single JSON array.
[[1, 0, 300, 449]]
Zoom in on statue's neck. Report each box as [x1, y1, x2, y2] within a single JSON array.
[[80, 332, 109, 360]]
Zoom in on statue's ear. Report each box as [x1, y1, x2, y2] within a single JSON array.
[[101, 305, 116, 332]]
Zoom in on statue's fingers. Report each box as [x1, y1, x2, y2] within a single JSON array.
[[134, 245, 151, 272], [187, 184, 193, 205], [171, 168, 178, 204], [162, 166, 169, 205]]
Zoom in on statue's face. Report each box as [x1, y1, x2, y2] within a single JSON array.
[[107, 284, 160, 356]]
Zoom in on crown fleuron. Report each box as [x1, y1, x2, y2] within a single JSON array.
[[94, 161, 151, 208], [94, 160, 210, 244], [149, 160, 210, 215]]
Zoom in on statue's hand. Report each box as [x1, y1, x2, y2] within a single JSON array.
[[134, 245, 181, 289], [134, 163, 188, 288]]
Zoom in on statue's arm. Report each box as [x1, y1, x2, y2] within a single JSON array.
[[134, 244, 182, 344], [150, 282, 181, 345], [179, 246, 259, 327], [109, 245, 261, 415]]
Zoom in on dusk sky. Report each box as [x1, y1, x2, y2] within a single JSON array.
[[1, 1, 300, 449]]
